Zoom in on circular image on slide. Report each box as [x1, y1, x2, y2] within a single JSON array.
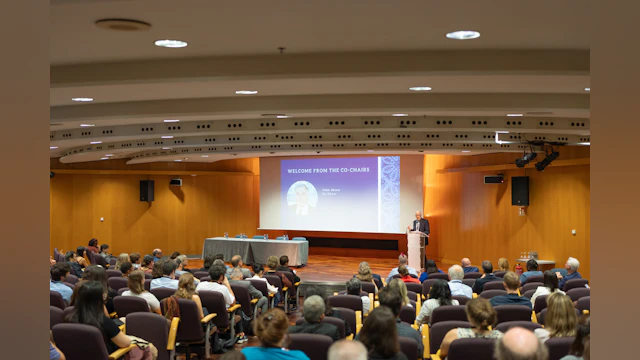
[[286, 181, 318, 216]]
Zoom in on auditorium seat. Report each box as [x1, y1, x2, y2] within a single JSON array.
[[452, 295, 470, 305], [462, 279, 476, 288], [482, 281, 505, 291], [361, 281, 376, 295], [533, 295, 549, 314], [107, 277, 128, 291], [478, 290, 507, 299], [199, 290, 241, 338], [289, 334, 333, 360], [522, 289, 536, 299], [429, 321, 471, 355], [522, 275, 544, 285], [494, 305, 533, 324], [546, 336, 575, 360], [329, 295, 364, 321], [494, 271, 507, 278], [230, 282, 258, 320], [109, 258, 117, 266], [113, 296, 150, 317], [248, 278, 275, 308], [399, 305, 416, 325], [151, 288, 176, 302], [428, 273, 450, 281], [431, 305, 468, 325], [495, 321, 542, 333], [295, 316, 347, 339], [145, 273, 152, 279], [446, 337, 496, 360], [106, 269, 122, 278], [50, 306, 64, 330], [405, 282, 422, 296], [577, 296, 590, 314], [65, 274, 79, 285], [333, 307, 361, 335], [406, 290, 418, 302], [169, 298, 217, 359], [566, 287, 590, 302], [144, 278, 152, 291], [117, 288, 127, 296], [52, 323, 136, 360], [421, 279, 439, 298], [126, 312, 179, 360], [264, 274, 288, 310], [50, 290, 66, 310], [398, 336, 419, 360], [520, 282, 543, 294], [193, 271, 209, 280], [562, 279, 589, 292], [464, 273, 482, 279]]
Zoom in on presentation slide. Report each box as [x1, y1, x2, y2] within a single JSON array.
[[260, 155, 424, 234]]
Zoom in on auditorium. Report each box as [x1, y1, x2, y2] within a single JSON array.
[[29, 1, 632, 359]]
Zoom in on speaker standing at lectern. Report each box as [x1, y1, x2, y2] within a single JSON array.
[[408, 211, 430, 240]]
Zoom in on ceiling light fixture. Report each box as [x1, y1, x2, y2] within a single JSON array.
[[162, 147, 172, 150], [235, 90, 258, 95], [90, 141, 102, 144], [584, 87, 590, 92], [80, 124, 95, 127], [515, 149, 537, 168], [50, 146, 58, 150], [535, 150, 560, 171], [507, 114, 523, 117], [161, 136, 174, 139], [105, 154, 113, 157], [154, 39, 188, 48], [201, 155, 209, 158], [446, 30, 481, 40], [164, 119, 180, 123], [409, 86, 432, 91], [174, 160, 182, 162], [462, 150, 471, 153], [392, 113, 409, 117], [72, 97, 94, 102], [367, 150, 375, 153], [276, 115, 292, 119], [100, 157, 109, 160]]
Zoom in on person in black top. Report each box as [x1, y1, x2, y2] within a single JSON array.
[[70, 265, 119, 314], [289, 295, 341, 340], [276, 255, 301, 283], [358, 306, 408, 360], [472, 260, 501, 293], [489, 271, 533, 309], [64, 251, 84, 278], [199, 254, 215, 272], [305, 285, 352, 337]]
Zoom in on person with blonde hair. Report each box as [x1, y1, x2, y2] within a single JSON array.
[[122, 270, 161, 314], [534, 292, 577, 342], [174, 273, 205, 319], [386, 279, 413, 308], [114, 253, 130, 271], [497, 258, 510, 272], [266, 255, 279, 273], [355, 261, 381, 292]]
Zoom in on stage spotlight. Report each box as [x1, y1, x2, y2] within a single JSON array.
[[515, 151, 537, 168], [535, 151, 560, 171]]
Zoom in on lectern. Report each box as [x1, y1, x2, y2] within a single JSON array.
[[407, 231, 428, 270]]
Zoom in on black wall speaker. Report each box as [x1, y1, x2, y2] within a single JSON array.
[[140, 180, 154, 202], [484, 175, 505, 184], [512, 176, 529, 206]]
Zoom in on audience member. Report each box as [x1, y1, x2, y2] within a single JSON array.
[[530, 270, 566, 306], [230, 267, 269, 315], [150, 260, 179, 290], [99, 244, 113, 262], [461, 258, 479, 273], [174, 273, 205, 319], [355, 261, 382, 291], [266, 256, 279, 273], [64, 251, 84, 278], [140, 255, 154, 274], [358, 306, 409, 360], [152, 249, 163, 262], [228, 255, 253, 278], [289, 295, 341, 340], [196, 264, 236, 307], [49, 341, 65, 360], [122, 270, 161, 314], [241, 308, 309, 360], [498, 258, 510, 272], [213, 253, 231, 270], [65, 281, 158, 359], [73, 265, 118, 314], [177, 254, 192, 273], [489, 272, 533, 309], [440, 298, 503, 358], [561, 315, 590, 360], [174, 256, 189, 277], [129, 252, 141, 269], [386, 253, 418, 284], [495, 327, 548, 360], [251, 263, 282, 305], [152, 259, 166, 279], [327, 340, 367, 360], [417, 279, 459, 325], [49, 256, 56, 267], [87, 238, 100, 254], [305, 285, 352, 337], [398, 265, 420, 284], [520, 259, 543, 284], [277, 255, 301, 283], [556, 257, 583, 290], [169, 251, 180, 260], [50, 263, 73, 302], [472, 260, 501, 293], [386, 279, 413, 308], [119, 262, 133, 277], [419, 259, 444, 282], [114, 253, 130, 271], [534, 293, 577, 342], [346, 278, 371, 315], [76, 246, 89, 267], [448, 265, 473, 298]]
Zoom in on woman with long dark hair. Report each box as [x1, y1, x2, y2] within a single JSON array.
[[199, 254, 215, 272], [418, 259, 444, 282], [140, 255, 154, 275], [530, 270, 566, 306], [70, 265, 118, 315], [359, 307, 408, 360], [416, 279, 459, 325], [87, 238, 100, 254]]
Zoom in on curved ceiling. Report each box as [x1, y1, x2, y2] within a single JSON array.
[[50, 0, 590, 165]]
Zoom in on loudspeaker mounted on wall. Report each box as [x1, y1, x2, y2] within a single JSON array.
[[484, 175, 505, 184], [140, 180, 154, 202], [512, 176, 529, 206]]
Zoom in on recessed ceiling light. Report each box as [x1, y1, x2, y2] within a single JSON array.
[[276, 115, 292, 119], [164, 119, 180, 123], [201, 155, 209, 158], [105, 154, 113, 157], [72, 97, 94, 102], [462, 150, 471, 153], [154, 39, 188, 48], [507, 114, 523, 117], [161, 136, 174, 139], [446, 30, 481, 40], [90, 141, 102, 144], [367, 150, 375, 153], [409, 87, 432, 91], [50, 146, 58, 150], [162, 147, 172, 150], [235, 90, 258, 95], [174, 159, 182, 162], [100, 157, 109, 160], [392, 113, 409, 117], [80, 124, 95, 127], [584, 87, 590, 92]]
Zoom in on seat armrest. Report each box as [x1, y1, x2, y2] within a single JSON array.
[[422, 323, 430, 359], [282, 287, 289, 292], [109, 311, 118, 318], [227, 304, 241, 313], [355, 310, 363, 334], [346, 334, 354, 340], [251, 298, 259, 304], [167, 317, 180, 350], [108, 344, 137, 360], [472, 293, 478, 298], [531, 311, 538, 323], [118, 324, 126, 333], [201, 313, 218, 324]]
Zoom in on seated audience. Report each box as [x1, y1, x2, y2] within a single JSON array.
[[200, 254, 215, 272], [49, 341, 65, 360], [196, 263, 236, 307], [50, 263, 73, 303], [358, 306, 409, 360], [520, 259, 543, 284], [346, 278, 371, 315], [387, 279, 413, 308], [398, 265, 420, 284], [440, 298, 503, 358], [129, 252, 141, 269], [65, 251, 84, 278], [355, 261, 382, 291], [119, 261, 133, 277], [176, 254, 192, 273], [99, 244, 113, 262], [266, 255, 279, 274], [114, 253, 130, 271], [416, 279, 459, 325], [150, 260, 179, 290], [73, 265, 118, 314], [556, 257, 583, 290], [497, 258, 510, 272], [174, 256, 189, 277], [561, 315, 590, 360], [252, 263, 282, 305], [305, 285, 352, 337], [495, 327, 548, 360], [461, 257, 479, 273], [241, 308, 309, 360], [472, 260, 501, 293], [230, 268, 269, 315], [169, 251, 180, 260], [152, 248, 163, 262], [174, 273, 205, 319], [122, 270, 161, 314], [277, 255, 301, 283], [76, 246, 89, 267], [448, 265, 473, 298], [152, 259, 166, 279], [534, 292, 577, 342], [228, 255, 253, 278], [87, 238, 100, 254], [49, 256, 56, 266], [140, 255, 154, 274], [214, 254, 231, 270], [489, 272, 533, 309], [386, 253, 418, 284], [418, 259, 444, 282], [530, 270, 566, 306], [65, 281, 158, 359], [289, 295, 341, 340], [327, 339, 367, 360]]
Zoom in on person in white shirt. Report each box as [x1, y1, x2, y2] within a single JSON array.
[[196, 263, 236, 307], [122, 270, 161, 314], [346, 278, 370, 315], [417, 279, 459, 325], [530, 270, 566, 307], [150, 260, 180, 290], [448, 265, 474, 298], [251, 263, 282, 306]]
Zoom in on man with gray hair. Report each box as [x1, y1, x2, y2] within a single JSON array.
[[226, 254, 252, 279], [386, 253, 419, 284], [556, 257, 583, 290], [289, 295, 341, 340], [229, 268, 269, 315], [448, 265, 473, 298], [328, 339, 367, 360], [495, 327, 549, 360], [346, 278, 371, 315]]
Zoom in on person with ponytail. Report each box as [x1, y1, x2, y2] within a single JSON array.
[[241, 308, 309, 360], [439, 297, 503, 358]]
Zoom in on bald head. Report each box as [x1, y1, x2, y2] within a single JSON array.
[[328, 339, 367, 360], [461, 258, 471, 267], [495, 327, 548, 360]]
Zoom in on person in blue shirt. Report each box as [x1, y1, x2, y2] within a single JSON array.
[[419, 259, 445, 282], [385, 253, 418, 284], [556, 257, 583, 290], [152, 248, 163, 263], [520, 259, 543, 285], [49, 342, 65, 360], [242, 308, 310, 360], [447, 265, 473, 298], [50, 262, 73, 303], [489, 272, 533, 309], [461, 258, 479, 273]]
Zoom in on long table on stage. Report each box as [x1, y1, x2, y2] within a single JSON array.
[[201, 237, 309, 266]]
